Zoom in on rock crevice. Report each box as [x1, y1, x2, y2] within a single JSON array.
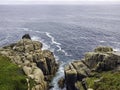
[[64, 46, 120, 90]]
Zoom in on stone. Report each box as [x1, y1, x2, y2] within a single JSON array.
[[23, 66, 32, 76], [22, 34, 31, 40], [72, 61, 91, 80], [85, 51, 119, 71], [64, 46, 120, 90], [58, 77, 65, 89], [94, 46, 113, 52], [33, 41, 43, 50], [25, 44, 34, 53], [65, 64, 78, 90], [33, 68, 44, 84]]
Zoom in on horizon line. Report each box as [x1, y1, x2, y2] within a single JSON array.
[[0, 1, 120, 5]]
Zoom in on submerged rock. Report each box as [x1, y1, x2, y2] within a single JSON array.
[[64, 46, 120, 90], [0, 34, 58, 90]]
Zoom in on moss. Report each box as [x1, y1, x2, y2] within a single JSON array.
[[75, 81, 84, 90], [86, 71, 120, 90], [29, 78, 36, 89], [0, 54, 28, 90]]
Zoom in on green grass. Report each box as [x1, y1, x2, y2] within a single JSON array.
[[86, 71, 120, 90], [0, 54, 28, 90]]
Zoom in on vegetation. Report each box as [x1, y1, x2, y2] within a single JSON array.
[[0, 54, 27, 90], [86, 71, 120, 90]]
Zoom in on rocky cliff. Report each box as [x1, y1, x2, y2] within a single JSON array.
[[0, 34, 58, 90], [64, 46, 120, 90]]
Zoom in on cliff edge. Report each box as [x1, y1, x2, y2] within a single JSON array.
[[0, 34, 58, 90], [64, 46, 120, 90]]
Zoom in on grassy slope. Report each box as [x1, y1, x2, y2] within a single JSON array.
[[0, 54, 27, 90], [86, 71, 120, 90]]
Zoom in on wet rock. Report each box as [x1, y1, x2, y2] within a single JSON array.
[[58, 77, 65, 89], [22, 34, 31, 40]]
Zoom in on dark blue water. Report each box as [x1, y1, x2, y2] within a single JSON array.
[[0, 5, 120, 90]]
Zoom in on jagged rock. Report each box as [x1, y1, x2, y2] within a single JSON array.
[[71, 61, 91, 80], [64, 46, 120, 90], [65, 64, 78, 90], [85, 47, 120, 71], [64, 61, 90, 90], [22, 34, 31, 39], [33, 41, 43, 50], [94, 46, 113, 52], [0, 34, 58, 90]]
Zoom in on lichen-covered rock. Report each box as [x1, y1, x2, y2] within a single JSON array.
[[64, 61, 90, 90], [64, 46, 120, 90], [85, 46, 120, 71], [94, 46, 113, 52], [0, 34, 58, 90], [23, 66, 32, 76]]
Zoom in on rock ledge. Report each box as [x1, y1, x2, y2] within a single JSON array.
[[0, 34, 58, 90]]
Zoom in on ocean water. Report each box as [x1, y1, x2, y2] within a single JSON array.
[[0, 5, 120, 90]]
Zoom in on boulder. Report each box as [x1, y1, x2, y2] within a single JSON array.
[[58, 77, 65, 89], [85, 46, 120, 71], [65, 65, 78, 90], [33, 68, 44, 84], [64, 61, 90, 90], [22, 34, 31, 40], [23, 66, 32, 76]]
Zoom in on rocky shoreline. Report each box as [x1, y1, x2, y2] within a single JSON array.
[[64, 46, 120, 90], [0, 34, 120, 90], [0, 34, 58, 90]]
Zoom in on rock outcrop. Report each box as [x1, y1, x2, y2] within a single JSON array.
[[0, 34, 58, 90], [64, 46, 120, 90]]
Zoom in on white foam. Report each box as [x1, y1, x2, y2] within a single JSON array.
[[46, 32, 61, 45], [35, 30, 45, 33], [22, 28, 29, 31], [45, 32, 72, 56], [50, 62, 66, 90], [113, 48, 120, 52], [31, 36, 39, 41], [31, 36, 50, 50], [99, 40, 106, 43]]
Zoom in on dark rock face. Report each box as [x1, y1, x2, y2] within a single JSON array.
[[64, 61, 91, 90], [64, 46, 120, 90], [0, 34, 58, 90], [85, 47, 120, 71], [58, 77, 65, 89], [22, 34, 31, 40]]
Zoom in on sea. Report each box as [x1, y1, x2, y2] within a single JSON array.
[[0, 5, 120, 90]]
